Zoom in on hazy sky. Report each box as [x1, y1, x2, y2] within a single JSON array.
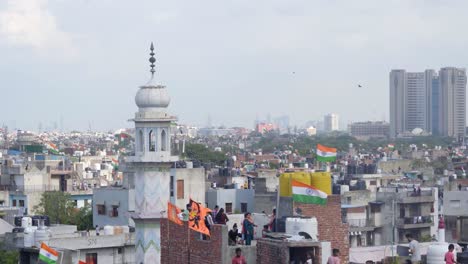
[[1, 0, 468, 131]]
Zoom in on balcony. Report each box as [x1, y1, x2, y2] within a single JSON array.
[[397, 215, 433, 229], [2, 165, 24, 175], [346, 218, 375, 232], [399, 190, 434, 204]]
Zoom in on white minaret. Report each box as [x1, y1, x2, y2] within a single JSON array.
[[128, 43, 179, 264]]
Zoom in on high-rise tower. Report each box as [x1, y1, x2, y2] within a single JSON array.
[[439, 67, 466, 139], [127, 43, 179, 263]]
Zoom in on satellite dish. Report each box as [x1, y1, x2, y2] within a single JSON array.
[[412, 128, 423, 135]]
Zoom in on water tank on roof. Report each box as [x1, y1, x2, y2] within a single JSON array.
[[21, 217, 32, 228], [426, 243, 449, 264], [24, 226, 37, 247], [34, 227, 50, 248], [310, 173, 332, 195], [285, 218, 318, 241], [104, 225, 114, 235]]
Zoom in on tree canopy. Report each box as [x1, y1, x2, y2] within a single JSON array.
[[33, 191, 93, 230], [183, 143, 227, 165]]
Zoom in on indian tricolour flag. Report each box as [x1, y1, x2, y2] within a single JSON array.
[[39, 242, 58, 264], [316, 144, 337, 162], [292, 180, 327, 205]]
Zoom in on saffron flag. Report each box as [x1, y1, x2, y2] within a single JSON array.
[[316, 144, 337, 162], [188, 199, 211, 236], [167, 202, 183, 226], [292, 180, 327, 205], [39, 242, 58, 264]]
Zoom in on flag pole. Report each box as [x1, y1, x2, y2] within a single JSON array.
[[275, 182, 280, 231]]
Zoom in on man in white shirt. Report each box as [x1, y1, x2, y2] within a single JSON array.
[[406, 234, 421, 264]]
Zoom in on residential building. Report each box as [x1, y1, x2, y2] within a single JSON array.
[[341, 190, 377, 248], [443, 190, 468, 243], [0, 155, 92, 214], [324, 113, 339, 132], [93, 187, 135, 227], [171, 167, 205, 209], [389, 70, 434, 138], [348, 121, 390, 140], [206, 188, 254, 214], [306, 126, 317, 136], [256, 123, 277, 134], [431, 73, 441, 135], [438, 67, 466, 139], [372, 187, 437, 245], [4, 224, 135, 264], [390, 68, 466, 138]]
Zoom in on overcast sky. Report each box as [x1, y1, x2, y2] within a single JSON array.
[[1, 0, 468, 131]]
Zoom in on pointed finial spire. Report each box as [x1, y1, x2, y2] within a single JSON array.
[[149, 42, 156, 76]]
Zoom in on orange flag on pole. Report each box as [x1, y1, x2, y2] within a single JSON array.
[[167, 202, 183, 226], [188, 199, 211, 236]]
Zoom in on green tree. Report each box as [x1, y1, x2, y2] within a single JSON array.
[[184, 143, 227, 165], [71, 205, 93, 231], [33, 191, 74, 225], [34, 191, 94, 230], [0, 242, 19, 264]]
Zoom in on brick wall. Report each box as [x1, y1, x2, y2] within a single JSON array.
[[257, 239, 323, 264], [160, 219, 227, 264], [296, 195, 350, 263], [257, 239, 290, 264]]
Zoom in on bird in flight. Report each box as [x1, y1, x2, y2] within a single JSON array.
[[358, 84, 362, 88]]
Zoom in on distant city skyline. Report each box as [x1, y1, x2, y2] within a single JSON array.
[[2, 1, 468, 131], [389, 67, 466, 138]]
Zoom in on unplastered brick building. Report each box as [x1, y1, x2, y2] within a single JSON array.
[[295, 195, 350, 263]]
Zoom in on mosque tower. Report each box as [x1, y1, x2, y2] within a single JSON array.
[[127, 43, 179, 263]]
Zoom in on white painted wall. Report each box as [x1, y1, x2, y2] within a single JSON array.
[[174, 168, 205, 209]]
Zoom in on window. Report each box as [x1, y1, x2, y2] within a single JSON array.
[[370, 180, 377, 186], [117, 248, 122, 254], [85, 253, 98, 264], [12, 200, 16, 207], [161, 130, 167, 151], [149, 130, 155, 152], [97, 205, 106, 215], [19, 200, 24, 207], [225, 203, 232, 214], [450, 200, 461, 208], [170, 176, 174, 197], [241, 203, 247, 213], [138, 130, 144, 152], [177, 180, 184, 199], [346, 197, 352, 204], [400, 206, 405, 218], [109, 206, 118, 217]]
